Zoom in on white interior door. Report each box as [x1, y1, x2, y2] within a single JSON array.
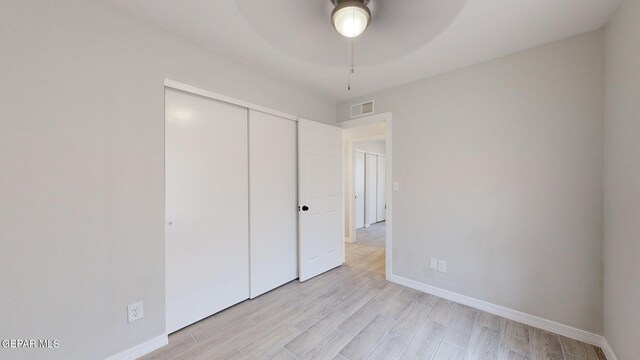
[[249, 110, 298, 298], [298, 118, 343, 282], [165, 88, 249, 334], [355, 151, 366, 229], [366, 153, 378, 226], [376, 155, 386, 222]]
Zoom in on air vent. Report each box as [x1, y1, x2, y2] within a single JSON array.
[[351, 100, 375, 118]]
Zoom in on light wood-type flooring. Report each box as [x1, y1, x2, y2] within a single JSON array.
[[142, 222, 606, 360]]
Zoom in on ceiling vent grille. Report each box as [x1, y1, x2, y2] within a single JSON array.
[[351, 100, 375, 118]]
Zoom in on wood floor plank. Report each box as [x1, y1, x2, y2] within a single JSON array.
[[432, 341, 466, 360], [559, 336, 600, 360], [285, 309, 351, 356], [467, 326, 501, 360], [365, 334, 408, 360], [415, 292, 439, 307], [380, 287, 420, 320], [179, 342, 240, 360], [426, 298, 456, 327], [376, 282, 403, 303], [298, 329, 353, 360], [475, 311, 506, 332], [233, 307, 302, 351], [294, 302, 340, 332], [191, 317, 256, 343], [335, 287, 377, 317], [500, 319, 531, 357], [170, 318, 257, 359], [400, 319, 447, 360], [340, 314, 396, 360], [267, 348, 297, 360], [529, 327, 564, 360], [339, 298, 386, 336], [230, 325, 300, 360], [504, 351, 530, 360], [250, 295, 303, 324], [388, 300, 431, 343], [442, 304, 478, 349]]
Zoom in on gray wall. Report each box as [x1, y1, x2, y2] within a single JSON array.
[[604, 0, 640, 358], [338, 31, 605, 333], [0, 1, 335, 359]]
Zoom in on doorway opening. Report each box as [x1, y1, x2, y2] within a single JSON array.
[[340, 112, 392, 279]]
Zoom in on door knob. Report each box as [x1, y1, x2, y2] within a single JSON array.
[[301, 205, 309, 212]]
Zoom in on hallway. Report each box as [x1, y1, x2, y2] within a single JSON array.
[[346, 221, 386, 277]]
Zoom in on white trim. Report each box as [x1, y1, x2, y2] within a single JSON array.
[[164, 79, 297, 122], [600, 338, 618, 360], [339, 112, 389, 128], [389, 274, 604, 347], [105, 334, 168, 360], [339, 112, 393, 280], [367, 152, 385, 157]]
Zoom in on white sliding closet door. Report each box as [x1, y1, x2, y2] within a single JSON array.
[[165, 88, 249, 334], [366, 153, 378, 226], [376, 155, 386, 222], [355, 151, 366, 230], [249, 110, 298, 298]]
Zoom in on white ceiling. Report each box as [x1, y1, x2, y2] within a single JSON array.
[[105, 0, 619, 101]]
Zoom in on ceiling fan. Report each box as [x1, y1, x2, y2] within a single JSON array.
[[330, 0, 372, 38], [329, 0, 373, 90]]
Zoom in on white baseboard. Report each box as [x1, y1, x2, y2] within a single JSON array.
[[105, 334, 168, 360], [600, 338, 618, 360], [388, 274, 603, 347]]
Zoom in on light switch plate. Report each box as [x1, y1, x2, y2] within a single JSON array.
[[429, 258, 438, 270], [438, 260, 447, 273]]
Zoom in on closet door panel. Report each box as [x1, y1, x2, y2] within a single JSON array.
[[165, 88, 249, 333], [366, 153, 378, 226], [249, 110, 298, 298], [376, 155, 386, 222]]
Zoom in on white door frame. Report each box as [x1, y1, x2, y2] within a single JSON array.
[[344, 134, 385, 241], [354, 150, 367, 230], [339, 112, 393, 281]]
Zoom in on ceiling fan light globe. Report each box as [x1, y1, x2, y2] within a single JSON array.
[[331, 2, 371, 38]]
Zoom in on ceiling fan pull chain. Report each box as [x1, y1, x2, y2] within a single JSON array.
[[348, 39, 352, 90], [348, 39, 355, 91]]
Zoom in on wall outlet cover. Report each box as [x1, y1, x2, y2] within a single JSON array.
[[128, 301, 144, 323], [429, 258, 438, 270], [438, 260, 447, 273]]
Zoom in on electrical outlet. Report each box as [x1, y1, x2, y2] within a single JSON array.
[[438, 260, 447, 273], [429, 258, 438, 270], [127, 301, 144, 323]]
